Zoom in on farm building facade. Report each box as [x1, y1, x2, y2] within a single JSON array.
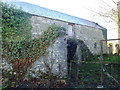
[[11, 2, 107, 53], [3, 1, 107, 77]]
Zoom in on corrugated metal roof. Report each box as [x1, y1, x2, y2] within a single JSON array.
[[6, 1, 106, 30]]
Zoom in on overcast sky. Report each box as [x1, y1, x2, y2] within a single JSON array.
[[1, 0, 119, 39]]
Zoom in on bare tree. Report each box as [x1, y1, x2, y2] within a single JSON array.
[[98, 0, 119, 23], [87, 0, 119, 30]]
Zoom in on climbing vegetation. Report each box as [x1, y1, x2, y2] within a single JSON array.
[[1, 2, 32, 42], [1, 1, 67, 86], [3, 25, 66, 67], [2, 24, 67, 82]]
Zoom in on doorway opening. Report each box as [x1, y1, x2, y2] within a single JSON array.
[[67, 39, 77, 76]]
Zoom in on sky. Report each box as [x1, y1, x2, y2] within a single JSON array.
[[1, 0, 119, 39]]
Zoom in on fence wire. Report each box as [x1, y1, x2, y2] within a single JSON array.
[[68, 39, 120, 88]]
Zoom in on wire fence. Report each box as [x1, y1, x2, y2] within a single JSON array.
[[1, 39, 120, 88], [68, 39, 120, 88]]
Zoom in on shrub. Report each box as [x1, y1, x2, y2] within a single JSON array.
[[2, 24, 67, 81], [1, 2, 32, 42]]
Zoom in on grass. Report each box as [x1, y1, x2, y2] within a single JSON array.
[[2, 55, 120, 88], [103, 55, 120, 63], [70, 64, 119, 88], [69, 55, 120, 88], [88, 55, 120, 63]]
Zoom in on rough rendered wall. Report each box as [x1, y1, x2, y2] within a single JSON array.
[[2, 15, 107, 78], [27, 15, 106, 77], [27, 16, 68, 77], [31, 15, 106, 55], [27, 36, 67, 78], [74, 25, 105, 55], [31, 16, 68, 38]]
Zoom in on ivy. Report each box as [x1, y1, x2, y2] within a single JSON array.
[[2, 24, 67, 82], [1, 1, 67, 86], [3, 24, 66, 62], [1, 2, 32, 42]]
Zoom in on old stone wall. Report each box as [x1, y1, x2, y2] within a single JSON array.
[[31, 15, 106, 55], [74, 25, 105, 55], [26, 15, 107, 77], [31, 16, 68, 38], [1, 15, 107, 79], [27, 16, 69, 77], [27, 36, 68, 78]]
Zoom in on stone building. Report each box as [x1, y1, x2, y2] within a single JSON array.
[[4, 1, 107, 77]]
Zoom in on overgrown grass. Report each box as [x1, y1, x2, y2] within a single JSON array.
[[70, 55, 120, 88], [88, 55, 120, 63], [103, 55, 120, 63], [78, 63, 101, 85], [70, 62, 120, 88]]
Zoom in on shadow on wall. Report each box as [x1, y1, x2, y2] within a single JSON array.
[[67, 38, 93, 77], [67, 38, 93, 61]]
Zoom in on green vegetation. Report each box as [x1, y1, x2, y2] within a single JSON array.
[[2, 24, 67, 87], [2, 24, 66, 66], [69, 55, 120, 88], [78, 63, 101, 85], [87, 55, 120, 63], [1, 2, 67, 87], [63, 55, 120, 88], [1, 1, 119, 89], [1, 2, 32, 42], [103, 55, 120, 63]]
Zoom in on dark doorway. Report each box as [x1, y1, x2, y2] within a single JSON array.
[[67, 39, 77, 76]]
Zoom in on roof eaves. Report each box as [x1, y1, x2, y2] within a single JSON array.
[[5, 1, 106, 30]]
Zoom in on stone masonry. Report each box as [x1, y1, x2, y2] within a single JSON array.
[[26, 15, 107, 78]]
